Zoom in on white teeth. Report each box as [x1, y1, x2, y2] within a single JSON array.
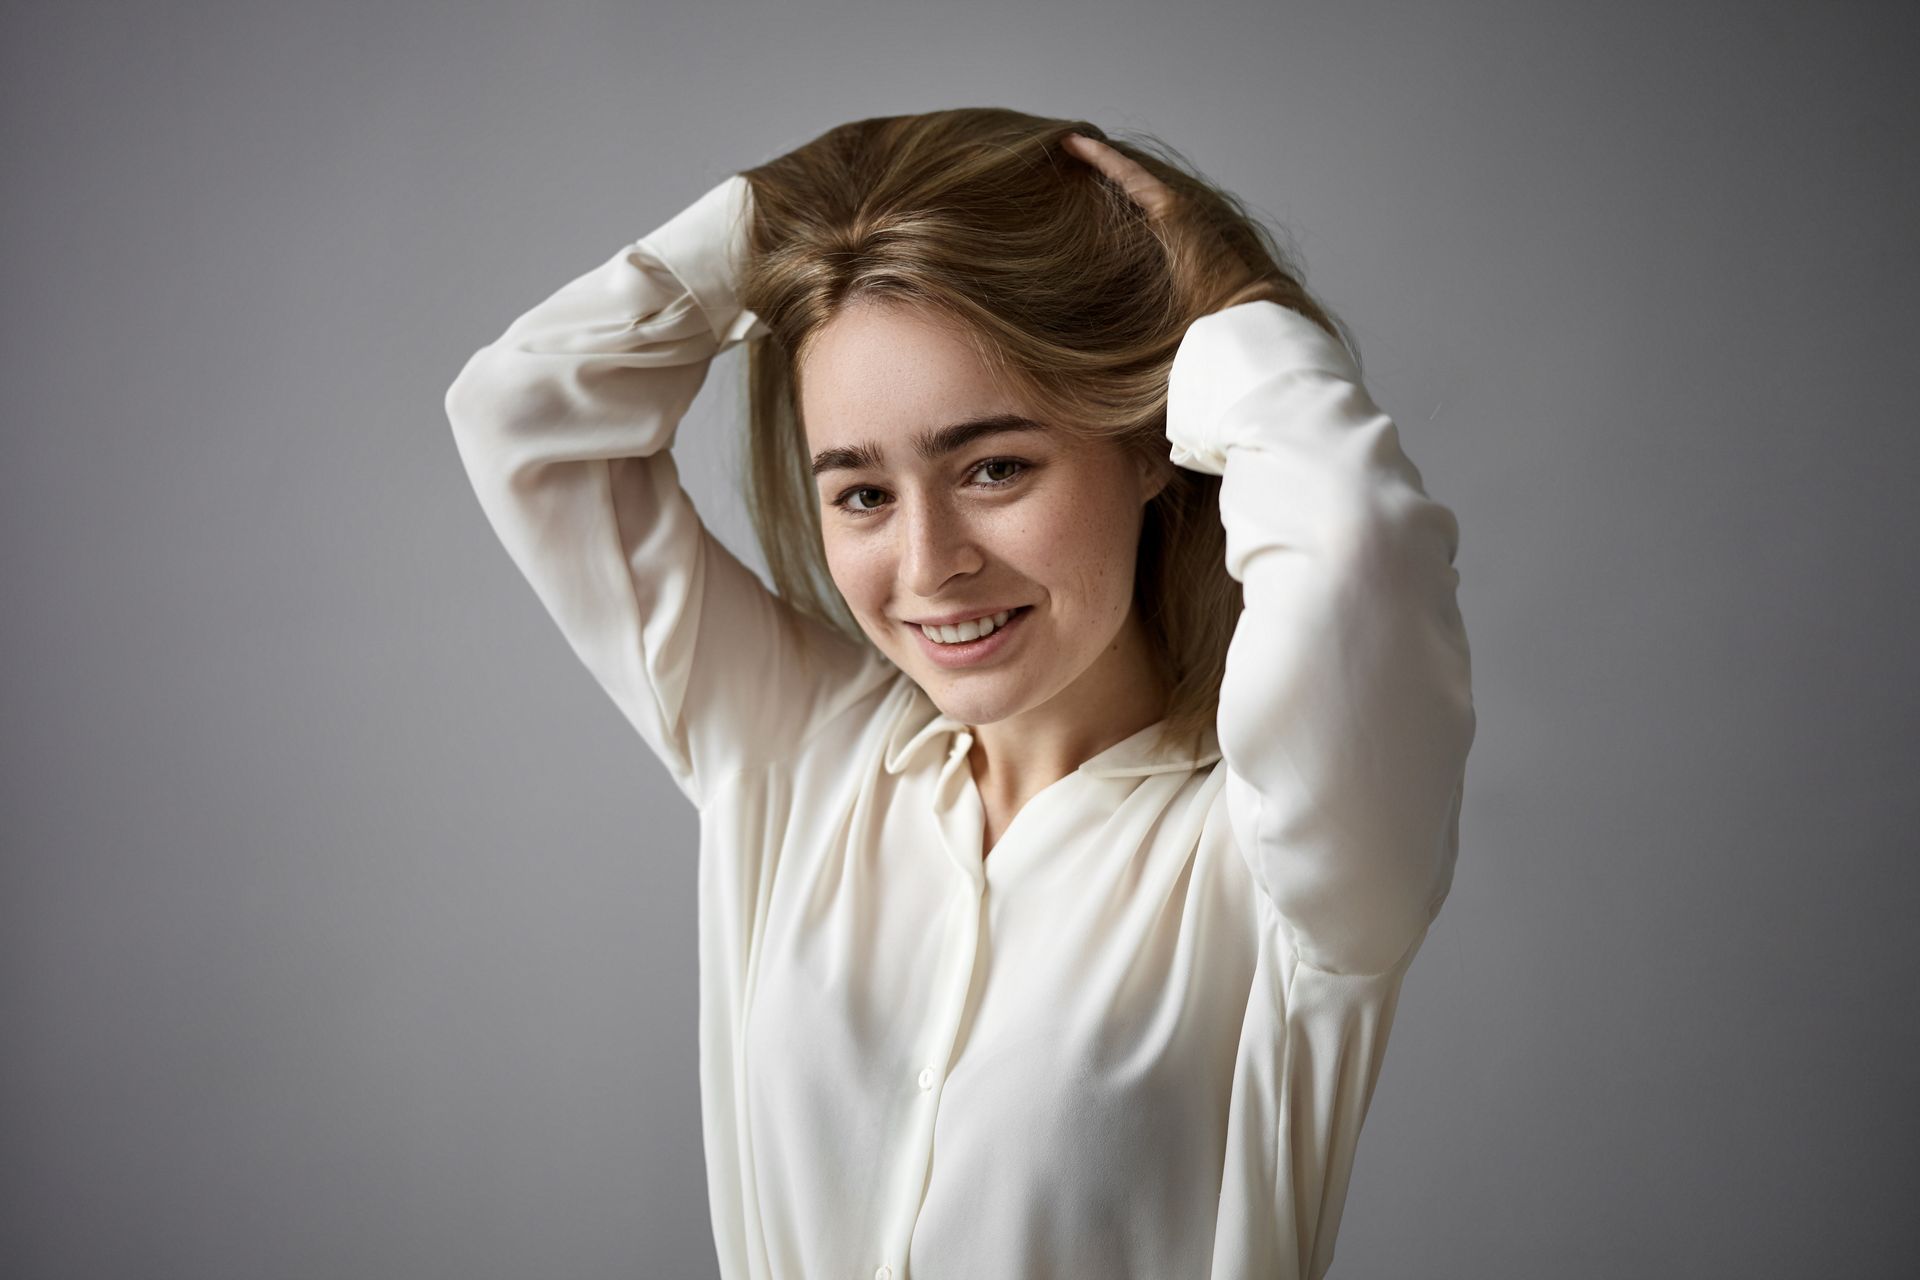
[[921, 609, 1014, 645]]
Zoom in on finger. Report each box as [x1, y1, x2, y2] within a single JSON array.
[[1061, 133, 1176, 220], [1063, 134, 1174, 217]]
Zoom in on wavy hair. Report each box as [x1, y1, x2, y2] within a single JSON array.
[[734, 107, 1356, 757]]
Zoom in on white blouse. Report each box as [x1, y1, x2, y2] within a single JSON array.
[[444, 173, 1476, 1280]]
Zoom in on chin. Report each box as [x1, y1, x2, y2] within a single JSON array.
[[919, 672, 1037, 727]]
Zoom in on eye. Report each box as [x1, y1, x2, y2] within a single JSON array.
[[837, 485, 888, 515], [973, 457, 1026, 486]]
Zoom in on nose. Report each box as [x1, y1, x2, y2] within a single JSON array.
[[899, 494, 984, 599]]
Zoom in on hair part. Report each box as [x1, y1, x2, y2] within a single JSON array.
[[735, 107, 1358, 758]]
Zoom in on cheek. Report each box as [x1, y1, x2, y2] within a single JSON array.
[[1018, 494, 1141, 612], [823, 535, 889, 611]]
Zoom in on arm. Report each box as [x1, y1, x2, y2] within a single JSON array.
[[443, 176, 887, 808], [1171, 302, 1476, 1277], [1168, 299, 1476, 980]]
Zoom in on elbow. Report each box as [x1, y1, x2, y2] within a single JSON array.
[[443, 345, 551, 448], [443, 347, 497, 439], [1335, 399, 1465, 581], [441, 348, 534, 495]]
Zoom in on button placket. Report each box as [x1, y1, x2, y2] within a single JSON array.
[[877, 851, 983, 1269]]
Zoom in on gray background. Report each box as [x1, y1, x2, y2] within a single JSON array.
[[4, 0, 1916, 1276]]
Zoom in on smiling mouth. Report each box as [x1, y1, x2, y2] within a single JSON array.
[[904, 605, 1034, 669], [913, 606, 1028, 644]]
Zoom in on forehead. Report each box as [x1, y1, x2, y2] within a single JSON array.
[[797, 298, 1020, 448]]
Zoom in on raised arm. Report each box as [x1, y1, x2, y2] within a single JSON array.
[[443, 175, 888, 808], [1167, 299, 1477, 980], [1171, 302, 1477, 1278]]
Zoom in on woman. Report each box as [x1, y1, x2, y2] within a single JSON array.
[[444, 109, 1475, 1280]]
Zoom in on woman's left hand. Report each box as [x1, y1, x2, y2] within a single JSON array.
[[1059, 132, 1266, 314]]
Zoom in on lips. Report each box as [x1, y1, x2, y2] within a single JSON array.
[[909, 604, 1032, 668]]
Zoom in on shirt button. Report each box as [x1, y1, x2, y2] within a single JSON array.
[[917, 1067, 936, 1091], [874, 1266, 892, 1280]]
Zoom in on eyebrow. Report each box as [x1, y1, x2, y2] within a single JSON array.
[[810, 413, 1048, 478]]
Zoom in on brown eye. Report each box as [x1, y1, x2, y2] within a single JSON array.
[[834, 486, 889, 516], [974, 458, 1027, 486]]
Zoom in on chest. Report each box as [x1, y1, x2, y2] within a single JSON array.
[[736, 764, 1258, 1211]]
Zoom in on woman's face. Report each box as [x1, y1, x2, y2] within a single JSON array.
[[797, 297, 1167, 728]]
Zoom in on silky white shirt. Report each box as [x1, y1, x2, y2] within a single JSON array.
[[444, 174, 1476, 1280]]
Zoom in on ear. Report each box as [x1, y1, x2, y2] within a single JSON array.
[[1135, 450, 1177, 505]]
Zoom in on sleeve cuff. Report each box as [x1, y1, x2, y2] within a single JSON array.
[[638, 173, 766, 346], [1165, 301, 1361, 475]]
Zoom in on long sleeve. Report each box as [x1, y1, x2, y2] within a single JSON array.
[[443, 176, 888, 809], [1169, 301, 1476, 1280], [1167, 299, 1476, 980]]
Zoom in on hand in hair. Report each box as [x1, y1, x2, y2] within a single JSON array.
[[1059, 132, 1268, 315]]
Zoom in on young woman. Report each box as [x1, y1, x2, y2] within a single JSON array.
[[445, 108, 1475, 1280]]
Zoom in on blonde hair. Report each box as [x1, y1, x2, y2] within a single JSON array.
[[736, 107, 1357, 757]]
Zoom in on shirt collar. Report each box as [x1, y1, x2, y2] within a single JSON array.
[[880, 679, 1222, 778]]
